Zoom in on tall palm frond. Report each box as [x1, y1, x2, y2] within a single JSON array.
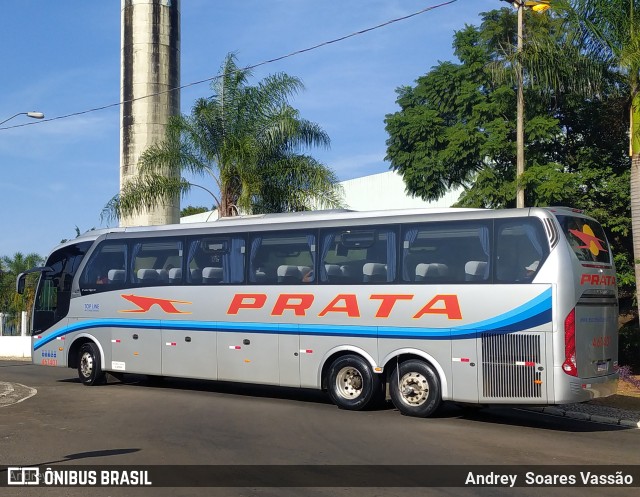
[[102, 175, 193, 223], [105, 52, 341, 222]]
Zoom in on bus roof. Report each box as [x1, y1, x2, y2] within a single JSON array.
[[53, 206, 590, 251]]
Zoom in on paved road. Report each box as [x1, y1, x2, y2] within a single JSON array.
[[0, 360, 638, 497]]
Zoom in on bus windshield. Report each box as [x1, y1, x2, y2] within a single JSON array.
[[32, 241, 92, 334]]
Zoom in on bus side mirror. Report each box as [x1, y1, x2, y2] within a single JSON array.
[[16, 267, 53, 294], [16, 274, 25, 295]]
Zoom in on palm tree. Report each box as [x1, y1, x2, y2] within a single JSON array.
[[104, 53, 343, 221]]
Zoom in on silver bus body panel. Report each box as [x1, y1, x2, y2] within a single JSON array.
[[30, 207, 619, 407], [35, 281, 556, 404]]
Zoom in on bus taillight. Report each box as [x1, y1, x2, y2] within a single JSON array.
[[562, 308, 577, 376]]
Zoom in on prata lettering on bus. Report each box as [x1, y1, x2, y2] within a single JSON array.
[[227, 293, 463, 320], [579, 274, 616, 286]]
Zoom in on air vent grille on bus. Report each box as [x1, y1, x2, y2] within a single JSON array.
[[481, 332, 542, 399], [543, 218, 559, 248]]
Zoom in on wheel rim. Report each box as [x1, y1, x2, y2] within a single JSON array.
[[398, 371, 429, 406], [80, 351, 94, 379], [335, 366, 364, 399]]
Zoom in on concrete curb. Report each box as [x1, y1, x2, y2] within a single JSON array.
[[529, 405, 640, 429]]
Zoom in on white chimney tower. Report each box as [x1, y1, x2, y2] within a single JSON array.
[[120, 0, 180, 226]]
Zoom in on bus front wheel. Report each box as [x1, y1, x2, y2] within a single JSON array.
[[389, 360, 441, 417], [327, 355, 382, 411], [78, 343, 106, 386]]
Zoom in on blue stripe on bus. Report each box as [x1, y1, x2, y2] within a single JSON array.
[[33, 288, 552, 350]]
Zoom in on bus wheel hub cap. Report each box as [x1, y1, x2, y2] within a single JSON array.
[[399, 372, 428, 406], [337, 367, 363, 398]]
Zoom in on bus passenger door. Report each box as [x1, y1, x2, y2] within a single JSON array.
[[450, 333, 479, 403], [161, 327, 217, 380]]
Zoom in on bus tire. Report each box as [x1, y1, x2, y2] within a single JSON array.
[[389, 359, 441, 417], [78, 343, 106, 386], [327, 355, 382, 411]]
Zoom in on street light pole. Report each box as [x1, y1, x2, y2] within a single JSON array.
[[502, 0, 550, 208], [0, 111, 45, 127]]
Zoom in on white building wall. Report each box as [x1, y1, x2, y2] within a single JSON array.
[[180, 170, 463, 223], [180, 210, 219, 223], [0, 337, 32, 358], [339, 170, 462, 211]]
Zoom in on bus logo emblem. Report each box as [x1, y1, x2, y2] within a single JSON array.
[[119, 294, 192, 314], [569, 225, 606, 256]]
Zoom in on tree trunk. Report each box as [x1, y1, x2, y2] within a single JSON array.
[[631, 90, 640, 327], [219, 183, 239, 217], [219, 187, 230, 218], [632, 153, 640, 292]]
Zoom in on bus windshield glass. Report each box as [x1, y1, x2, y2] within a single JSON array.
[[32, 241, 92, 334]]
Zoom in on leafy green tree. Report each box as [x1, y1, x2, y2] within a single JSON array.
[[0, 252, 43, 332], [104, 53, 343, 221], [545, 0, 640, 308], [384, 8, 633, 296], [180, 205, 209, 217]]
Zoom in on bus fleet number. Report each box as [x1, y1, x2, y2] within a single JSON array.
[[592, 336, 611, 348]]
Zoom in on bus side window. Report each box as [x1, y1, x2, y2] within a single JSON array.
[[402, 222, 490, 283], [131, 239, 183, 287], [79, 242, 128, 293], [319, 230, 362, 284], [495, 219, 548, 283], [363, 230, 396, 283], [187, 236, 245, 285], [249, 232, 315, 284], [320, 228, 396, 284]]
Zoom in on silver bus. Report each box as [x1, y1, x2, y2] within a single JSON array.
[[18, 207, 618, 417]]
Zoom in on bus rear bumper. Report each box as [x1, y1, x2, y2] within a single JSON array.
[[552, 368, 619, 404]]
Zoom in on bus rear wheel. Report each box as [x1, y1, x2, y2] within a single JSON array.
[[327, 355, 382, 411], [78, 343, 106, 386], [389, 360, 441, 417]]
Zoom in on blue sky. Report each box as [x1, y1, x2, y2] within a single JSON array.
[[0, 0, 499, 258]]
